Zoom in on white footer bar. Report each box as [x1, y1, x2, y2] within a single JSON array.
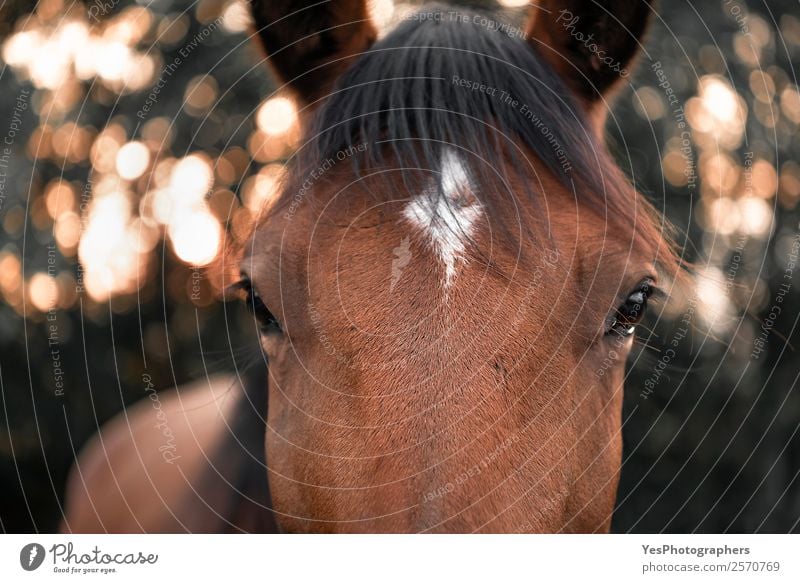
[[1, 534, 796, 581]]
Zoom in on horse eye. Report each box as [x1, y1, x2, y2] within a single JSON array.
[[238, 278, 282, 335], [607, 280, 653, 337]]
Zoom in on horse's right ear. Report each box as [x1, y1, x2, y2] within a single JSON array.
[[525, 0, 654, 128], [249, 0, 378, 106]]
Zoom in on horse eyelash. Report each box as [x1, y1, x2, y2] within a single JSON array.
[[230, 277, 283, 334], [225, 278, 250, 299], [228, 278, 260, 312], [225, 278, 261, 315]]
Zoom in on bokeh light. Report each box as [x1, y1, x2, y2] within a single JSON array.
[[169, 210, 222, 266], [116, 141, 151, 180], [256, 97, 298, 136]]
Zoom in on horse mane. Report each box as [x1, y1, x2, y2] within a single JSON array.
[[277, 4, 678, 272]]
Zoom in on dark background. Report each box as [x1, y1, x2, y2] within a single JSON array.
[[1, 0, 799, 532]]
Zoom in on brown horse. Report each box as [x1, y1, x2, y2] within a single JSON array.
[[63, 0, 680, 533]]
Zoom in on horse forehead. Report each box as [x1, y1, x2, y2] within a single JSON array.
[[401, 149, 483, 291]]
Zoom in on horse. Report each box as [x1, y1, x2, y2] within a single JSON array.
[[62, 0, 681, 533]]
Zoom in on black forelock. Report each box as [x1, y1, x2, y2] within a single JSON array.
[[312, 6, 592, 178], [280, 4, 654, 254]]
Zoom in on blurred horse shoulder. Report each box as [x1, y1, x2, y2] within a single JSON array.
[[61, 372, 277, 533]]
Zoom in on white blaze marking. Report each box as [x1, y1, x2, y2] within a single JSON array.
[[402, 149, 482, 290]]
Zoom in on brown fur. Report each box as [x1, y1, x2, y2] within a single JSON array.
[[248, 160, 660, 533]]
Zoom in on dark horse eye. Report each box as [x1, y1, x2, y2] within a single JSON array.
[[607, 280, 653, 337], [236, 278, 282, 335]]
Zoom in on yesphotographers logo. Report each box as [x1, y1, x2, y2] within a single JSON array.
[[20, 543, 46, 571]]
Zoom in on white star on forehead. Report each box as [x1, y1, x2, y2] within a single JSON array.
[[402, 149, 482, 291]]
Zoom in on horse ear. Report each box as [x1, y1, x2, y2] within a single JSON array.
[[525, 0, 653, 117], [249, 0, 378, 105]]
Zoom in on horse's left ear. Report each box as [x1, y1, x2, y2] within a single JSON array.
[[249, 0, 378, 106], [525, 0, 654, 125]]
